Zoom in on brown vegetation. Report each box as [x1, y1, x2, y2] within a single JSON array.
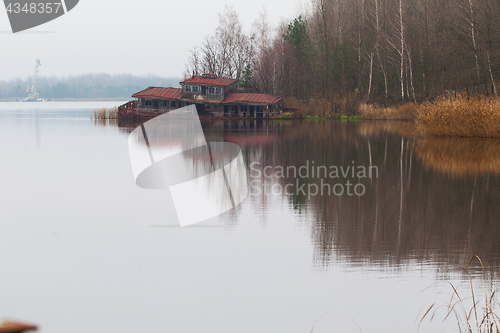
[[93, 107, 118, 120], [359, 102, 419, 120], [420, 256, 500, 333], [282, 94, 360, 117], [418, 95, 500, 137]]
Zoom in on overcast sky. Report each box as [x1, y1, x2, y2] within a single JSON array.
[[0, 0, 305, 81]]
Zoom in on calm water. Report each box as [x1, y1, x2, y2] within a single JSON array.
[[1, 102, 500, 333]]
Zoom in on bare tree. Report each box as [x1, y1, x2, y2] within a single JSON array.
[[186, 6, 251, 80]]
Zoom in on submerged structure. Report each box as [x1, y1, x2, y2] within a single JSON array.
[[118, 74, 284, 119]]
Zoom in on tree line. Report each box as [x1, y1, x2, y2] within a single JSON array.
[[0, 73, 181, 99], [186, 0, 500, 106]]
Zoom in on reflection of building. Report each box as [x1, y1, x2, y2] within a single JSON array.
[[118, 73, 284, 119]]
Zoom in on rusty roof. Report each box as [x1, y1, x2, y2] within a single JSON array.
[[132, 87, 182, 99], [181, 76, 239, 87], [222, 92, 284, 105], [131, 86, 283, 105]]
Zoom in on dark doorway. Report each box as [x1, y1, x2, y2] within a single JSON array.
[[201, 86, 206, 95], [195, 103, 208, 115], [256, 106, 263, 118], [224, 105, 229, 116], [250, 106, 254, 117]]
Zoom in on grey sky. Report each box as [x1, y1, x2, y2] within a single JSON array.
[[0, 0, 304, 81]]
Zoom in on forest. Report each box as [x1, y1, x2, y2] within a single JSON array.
[[186, 0, 500, 111]]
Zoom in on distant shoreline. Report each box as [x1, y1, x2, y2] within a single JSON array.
[[0, 97, 129, 102]]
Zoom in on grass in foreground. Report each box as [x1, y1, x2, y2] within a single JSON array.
[[418, 95, 500, 138], [419, 256, 500, 333], [93, 107, 118, 119]]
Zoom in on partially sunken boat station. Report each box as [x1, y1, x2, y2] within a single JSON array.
[[118, 73, 284, 119]]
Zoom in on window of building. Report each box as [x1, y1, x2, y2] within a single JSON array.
[[171, 101, 176, 108], [192, 86, 199, 93], [145, 99, 152, 106], [185, 85, 191, 92], [209, 87, 221, 94]]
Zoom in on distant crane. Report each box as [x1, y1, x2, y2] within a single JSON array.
[[26, 59, 41, 101]]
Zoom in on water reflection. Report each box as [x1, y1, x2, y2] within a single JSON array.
[[416, 137, 500, 176], [127, 106, 248, 227], [115, 119, 500, 276]]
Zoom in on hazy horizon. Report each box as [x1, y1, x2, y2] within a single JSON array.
[[0, 72, 183, 99], [0, 0, 303, 81], [0, 72, 182, 82]]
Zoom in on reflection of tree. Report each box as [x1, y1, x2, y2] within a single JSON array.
[[232, 120, 500, 275], [115, 119, 500, 275]]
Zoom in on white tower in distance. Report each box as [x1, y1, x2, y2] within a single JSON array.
[[26, 59, 41, 101]]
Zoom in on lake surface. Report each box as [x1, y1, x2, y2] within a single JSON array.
[[1, 102, 500, 333]]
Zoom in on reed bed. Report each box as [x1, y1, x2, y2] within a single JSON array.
[[419, 256, 500, 333], [416, 137, 500, 176], [93, 107, 118, 119], [283, 95, 360, 117], [418, 95, 500, 137], [358, 102, 419, 120]]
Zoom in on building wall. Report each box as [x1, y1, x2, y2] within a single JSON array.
[[137, 97, 284, 118]]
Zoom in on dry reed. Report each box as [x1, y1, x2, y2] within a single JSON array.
[[419, 256, 500, 333], [93, 107, 118, 119], [358, 102, 419, 120], [283, 95, 360, 117], [418, 94, 500, 137]]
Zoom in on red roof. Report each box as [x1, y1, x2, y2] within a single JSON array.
[[181, 76, 238, 87], [130, 86, 283, 105], [222, 92, 283, 105], [132, 87, 182, 99]]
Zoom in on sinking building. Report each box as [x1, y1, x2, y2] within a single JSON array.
[[118, 74, 284, 119]]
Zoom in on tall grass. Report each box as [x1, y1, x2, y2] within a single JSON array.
[[93, 107, 118, 119], [419, 256, 500, 333], [358, 102, 419, 120], [418, 95, 500, 137], [283, 94, 360, 117]]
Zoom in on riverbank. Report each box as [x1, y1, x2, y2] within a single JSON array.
[[294, 94, 500, 138], [357, 94, 500, 137], [358, 102, 419, 120]]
